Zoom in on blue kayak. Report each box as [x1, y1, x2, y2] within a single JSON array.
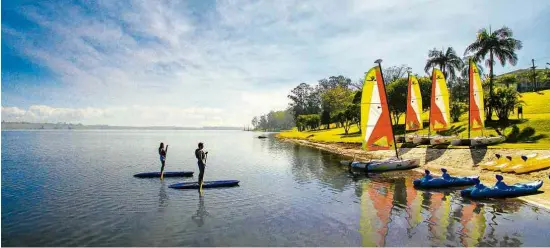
[[169, 180, 240, 189], [413, 168, 478, 188], [133, 171, 194, 178], [461, 175, 543, 198]]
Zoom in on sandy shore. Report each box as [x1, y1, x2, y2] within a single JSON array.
[[277, 136, 550, 210]]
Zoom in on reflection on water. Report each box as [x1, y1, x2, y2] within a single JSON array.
[[191, 196, 209, 227], [158, 181, 168, 208], [355, 174, 546, 246], [2, 131, 550, 246]]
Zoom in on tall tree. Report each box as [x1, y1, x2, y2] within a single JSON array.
[[424, 47, 463, 80], [288, 83, 321, 119], [464, 26, 523, 120], [382, 65, 409, 84], [321, 86, 354, 121]]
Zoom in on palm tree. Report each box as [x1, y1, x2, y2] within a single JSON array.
[[460, 56, 485, 79], [464, 26, 523, 120], [424, 47, 464, 80]]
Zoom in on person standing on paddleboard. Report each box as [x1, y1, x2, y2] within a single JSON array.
[[159, 142, 168, 179], [195, 142, 208, 193]]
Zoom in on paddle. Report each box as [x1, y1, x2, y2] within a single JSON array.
[[200, 151, 208, 195], [160, 145, 169, 180]]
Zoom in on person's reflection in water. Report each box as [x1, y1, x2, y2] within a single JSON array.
[[192, 196, 209, 227], [159, 181, 169, 208]]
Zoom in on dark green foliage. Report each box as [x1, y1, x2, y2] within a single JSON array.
[[297, 114, 321, 131], [492, 87, 523, 121], [321, 110, 331, 129], [386, 78, 408, 124], [450, 102, 467, 122]]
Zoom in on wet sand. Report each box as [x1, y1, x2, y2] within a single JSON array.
[[278, 136, 550, 210]]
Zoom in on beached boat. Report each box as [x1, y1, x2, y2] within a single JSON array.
[[461, 175, 543, 198], [427, 68, 455, 145], [351, 158, 420, 172], [487, 153, 537, 171], [510, 155, 550, 174], [357, 61, 418, 172]]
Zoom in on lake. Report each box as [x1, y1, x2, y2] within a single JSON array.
[[2, 130, 550, 246]]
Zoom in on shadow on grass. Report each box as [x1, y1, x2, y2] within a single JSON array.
[[505, 125, 548, 143], [425, 146, 448, 163], [469, 146, 488, 166], [437, 125, 466, 136], [339, 130, 361, 138]]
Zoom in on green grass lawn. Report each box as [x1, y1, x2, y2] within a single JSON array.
[[279, 90, 550, 149]]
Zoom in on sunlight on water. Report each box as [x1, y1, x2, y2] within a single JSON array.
[[2, 130, 550, 246]]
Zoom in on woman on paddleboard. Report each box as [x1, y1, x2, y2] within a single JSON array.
[[195, 142, 208, 193], [159, 142, 168, 177]]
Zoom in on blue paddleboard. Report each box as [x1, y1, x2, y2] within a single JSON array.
[[133, 171, 194, 178], [169, 180, 240, 189]]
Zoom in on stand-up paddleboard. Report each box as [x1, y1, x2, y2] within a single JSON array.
[[134, 171, 194, 178], [169, 180, 239, 189]]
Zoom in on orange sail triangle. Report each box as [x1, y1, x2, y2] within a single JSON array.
[[406, 75, 423, 131], [361, 66, 395, 151], [429, 69, 451, 131], [469, 61, 485, 130]]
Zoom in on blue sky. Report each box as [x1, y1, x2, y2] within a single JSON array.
[[2, 0, 550, 126]]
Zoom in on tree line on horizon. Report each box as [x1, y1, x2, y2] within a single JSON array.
[[251, 26, 549, 133]]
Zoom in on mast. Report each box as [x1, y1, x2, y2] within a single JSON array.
[[428, 67, 433, 139], [404, 71, 410, 140], [468, 58, 471, 139], [376, 59, 400, 159]]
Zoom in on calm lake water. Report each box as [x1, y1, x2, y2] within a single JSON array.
[[2, 130, 550, 246]]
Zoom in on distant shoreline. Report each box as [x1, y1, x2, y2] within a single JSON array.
[[1, 122, 242, 131]]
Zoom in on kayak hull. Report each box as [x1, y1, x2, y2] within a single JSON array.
[[169, 180, 240, 189], [461, 180, 543, 198], [134, 171, 194, 178], [351, 158, 420, 172], [414, 176, 479, 188]]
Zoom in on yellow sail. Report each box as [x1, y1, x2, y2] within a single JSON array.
[[429, 69, 451, 131], [406, 75, 423, 130], [469, 61, 485, 130], [361, 66, 395, 150]]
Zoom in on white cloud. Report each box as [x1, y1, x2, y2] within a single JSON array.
[[3, 0, 549, 126], [1, 105, 226, 127]]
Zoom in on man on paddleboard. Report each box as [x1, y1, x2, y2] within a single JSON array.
[[195, 142, 208, 193]]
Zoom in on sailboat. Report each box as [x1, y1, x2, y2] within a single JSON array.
[[466, 59, 505, 146], [350, 60, 420, 171], [403, 74, 429, 144], [427, 68, 455, 145]]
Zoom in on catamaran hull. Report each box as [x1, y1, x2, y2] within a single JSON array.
[[429, 136, 455, 145], [470, 136, 506, 146], [351, 158, 420, 172], [412, 136, 430, 145]]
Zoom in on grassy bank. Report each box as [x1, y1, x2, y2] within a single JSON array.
[[279, 89, 550, 149]]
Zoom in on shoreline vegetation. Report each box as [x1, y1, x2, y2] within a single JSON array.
[[0, 122, 241, 131], [276, 136, 550, 210]]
